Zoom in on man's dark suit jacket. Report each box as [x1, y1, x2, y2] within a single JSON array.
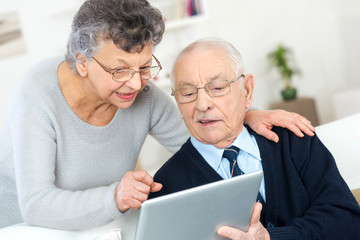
[[149, 126, 360, 240]]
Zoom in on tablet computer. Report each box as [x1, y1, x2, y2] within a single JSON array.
[[134, 170, 263, 240]]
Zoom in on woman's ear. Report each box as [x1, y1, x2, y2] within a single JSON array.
[[75, 53, 88, 77], [243, 74, 254, 109]]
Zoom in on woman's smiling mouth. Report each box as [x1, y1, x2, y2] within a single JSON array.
[[115, 91, 137, 101]]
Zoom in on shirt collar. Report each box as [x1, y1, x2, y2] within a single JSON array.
[[190, 126, 261, 171], [232, 126, 261, 161]]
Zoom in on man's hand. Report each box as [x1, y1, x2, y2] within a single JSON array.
[[217, 202, 270, 240], [244, 109, 315, 143], [115, 170, 162, 213]]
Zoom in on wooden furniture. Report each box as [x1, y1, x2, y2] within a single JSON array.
[[270, 97, 320, 126], [352, 189, 360, 205]]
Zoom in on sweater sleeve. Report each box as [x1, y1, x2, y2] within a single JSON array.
[[11, 100, 124, 230], [147, 82, 189, 154], [266, 130, 360, 240]]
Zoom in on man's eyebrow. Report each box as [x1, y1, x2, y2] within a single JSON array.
[[208, 73, 226, 81], [177, 80, 196, 88], [176, 73, 227, 87]]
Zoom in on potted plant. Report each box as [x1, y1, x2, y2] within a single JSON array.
[[267, 43, 301, 101]]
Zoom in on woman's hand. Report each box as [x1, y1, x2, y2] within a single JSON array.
[[115, 170, 162, 213], [244, 109, 315, 143], [217, 202, 270, 240]]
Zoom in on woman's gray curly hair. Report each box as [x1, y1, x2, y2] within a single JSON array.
[[65, 0, 165, 71]]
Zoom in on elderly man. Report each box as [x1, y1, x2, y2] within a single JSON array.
[[149, 38, 360, 240]]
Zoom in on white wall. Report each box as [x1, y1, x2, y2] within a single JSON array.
[[0, 0, 83, 127], [0, 0, 359, 127], [335, 0, 360, 89]]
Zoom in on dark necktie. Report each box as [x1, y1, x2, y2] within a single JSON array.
[[222, 145, 265, 206], [222, 146, 243, 177]]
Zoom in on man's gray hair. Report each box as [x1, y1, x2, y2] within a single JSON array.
[[171, 37, 244, 87], [65, 0, 165, 71]]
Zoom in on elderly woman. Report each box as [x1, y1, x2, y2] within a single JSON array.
[[0, 0, 314, 230]]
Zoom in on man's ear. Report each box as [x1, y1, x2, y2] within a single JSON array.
[[172, 87, 183, 117], [243, 74, 254, 109], [75, 53, 88, 77]]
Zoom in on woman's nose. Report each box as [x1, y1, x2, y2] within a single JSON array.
[[125, 72, 142, 91]]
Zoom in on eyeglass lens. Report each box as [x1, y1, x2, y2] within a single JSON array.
[[174, 80, 231, 103], [112, 66, 160, 82]]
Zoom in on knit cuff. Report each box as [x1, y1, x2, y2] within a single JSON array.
[[267, 226, 295, 240], [105, 182, 127, 220]]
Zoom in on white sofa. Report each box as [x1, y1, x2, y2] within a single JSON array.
[[1, 113, 359, 239], [315, 112, 360, 190]]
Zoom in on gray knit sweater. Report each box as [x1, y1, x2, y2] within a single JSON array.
[[0, 56, 189, 229]]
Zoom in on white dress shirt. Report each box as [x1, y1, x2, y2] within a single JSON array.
[[190, 126, 266, 201]]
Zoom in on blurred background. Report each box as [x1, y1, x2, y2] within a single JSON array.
[[1, 0, 359, 172]]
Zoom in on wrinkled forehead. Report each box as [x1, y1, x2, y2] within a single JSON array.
[[173, 47, 235, 87]]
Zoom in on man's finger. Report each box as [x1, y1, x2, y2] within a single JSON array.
[[250, 202, 262, 225], [217, 226, 244, 239]]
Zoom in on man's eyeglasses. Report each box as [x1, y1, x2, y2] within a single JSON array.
[[92, 54, 162, 82], [171, 74, 245, 104]]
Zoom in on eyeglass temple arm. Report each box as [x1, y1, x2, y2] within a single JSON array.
[[230, 74, 245, 84], [152, 54, 162, 70]]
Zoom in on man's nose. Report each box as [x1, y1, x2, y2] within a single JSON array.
[[195, 88, 213, 112]]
